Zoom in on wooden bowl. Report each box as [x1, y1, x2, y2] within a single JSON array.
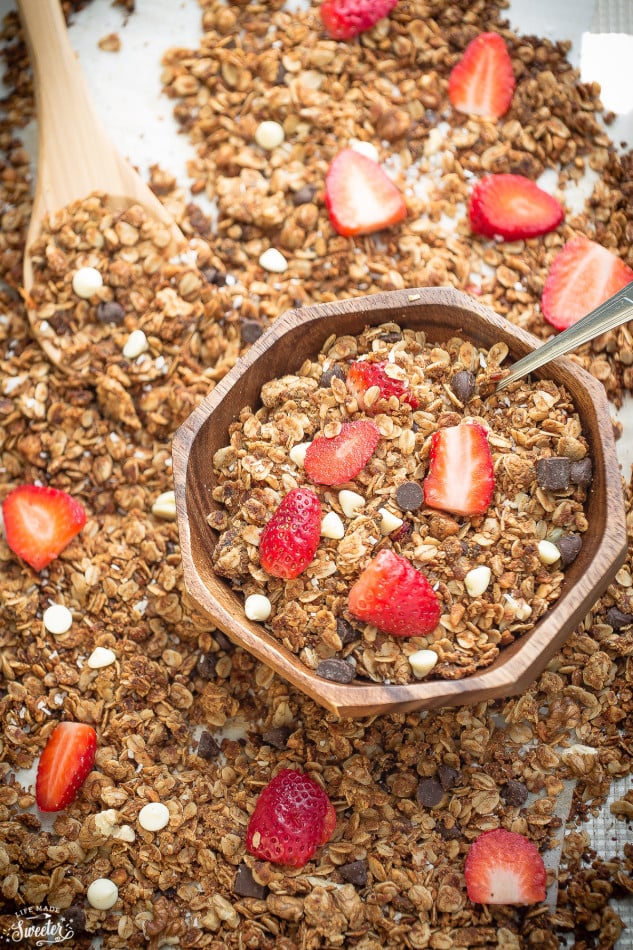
[[172, 288, 626, 718]]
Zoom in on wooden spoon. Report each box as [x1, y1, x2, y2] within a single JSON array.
[[17, 0, 186, 366]]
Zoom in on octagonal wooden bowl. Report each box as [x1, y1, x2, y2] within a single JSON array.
[[172, 288, 626, 718]]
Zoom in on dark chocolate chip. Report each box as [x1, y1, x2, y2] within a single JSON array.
[[202, 266, 227, 287], [60, 905, 86, 934], [274, 62, 287, 85], [96, 300, 125, 325], [337, 617, 360, 645], [316, 658, 355, 683], [556, 533, 583, 567], [416, 778, 443, 807], [262, 726, 292, 749], [320, 365, 346, 388], [437, 765, 461, 791], [395, 480, 423, 511], [233, 864, 267, 899], [197, 730, 220, 760], [197, 653, 217, 679], [338, 860, 368, 886], [606, 606, 633, 630], [437, 820, 462, 840], [501, 779, 528, 806], [570, 458, 593, 487], [240, 318, 264, 344], [379, 331, 403, 344], [536, 457, 571, 491], [293, 184, 317, 205], [213, 630, 235, 652], [450, 369, 476, 403]]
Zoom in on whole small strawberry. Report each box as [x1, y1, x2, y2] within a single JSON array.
[[259, 487, 321, 579], [246, 769, 337, 867], [320, 0, 398, 40], [346, 360, 418, 413], [348, 549, 441, 638]]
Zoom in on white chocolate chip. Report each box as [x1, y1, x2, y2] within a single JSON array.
[[113, 825, 136, 842], [122, 329, 149, 359], [87, 646, 116, 669], [538, 539, 561, 565], [152, 490, 177, 521], [43, 603, 73, 635], [515, 600, 532, 621], [138, 801, 170, 832], [86, 877, 119, 910], [464, 565, 491, 597], [72, 266, 103, 298], [338, 489, 366, 518], [245, 593, 272, 621], [289, 442, 311, 467], [321, 511, 345, 540], [259, 248, 288, 273], [255, 120, 285, 150], [378, 507, 404, 534], [408, 649, 438, 679], [350, 139, 379, 162]]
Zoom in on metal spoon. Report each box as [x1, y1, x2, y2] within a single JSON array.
[[496, 281, 633, 391]]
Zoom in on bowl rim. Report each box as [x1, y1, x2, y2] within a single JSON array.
[[173, 287, 627, 717]]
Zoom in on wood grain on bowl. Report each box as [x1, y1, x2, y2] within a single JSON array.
[[172, 288, 626, 718]]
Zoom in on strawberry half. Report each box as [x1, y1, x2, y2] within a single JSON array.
[[541, 235, 633, 331], [325, 148, 407, 237], [320, 0, 398, 39], [2, 484, 87, 571], [304, 419, 380, 486], [423, 422, 494, 517], [35, 721, 97, 812], [464, 828, 547, 905], [259, 487, 321, 579], [246, 769, 336, 867], [469, 174, 564, 241], [348, 549, 441, 638], [346, 359, 418, 413], [448, 32, 515, 119]]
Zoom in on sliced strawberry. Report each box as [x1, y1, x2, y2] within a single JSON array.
[[465, 828, 547, 905], [304, 419, 380, 486], [320, 0, 398, 39], [348, 549, 441, 638], [35, 721, 97, 812], [2, 484, 87, 571], [246, 769, 336, 867], [469, 174, 564, 241], [259, 487, 321, 579], [325, 148, 407, 237], [423, 422, 494, 517], [448, 32, 515, 119], [346, 360, 418, 413], [541, 235, 633, 331]]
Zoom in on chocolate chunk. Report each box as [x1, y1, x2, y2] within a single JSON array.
[[570, 458, 593, 487], [556, 533, 583, 567], [416, 778, 443, 807], [606, 606, 633, 630], [60, 905, 85, 935], [536, 457, 571, 491], [379, 331, 403, 344], [437, 819, 462, 840], [316, 658, 355, 683], [293, 184, 317, 205], [213, 630, 235, 652], [233, 864, 267, 899], [197, 653, 216, 679], [197, 730, 220, 760], [339, 860, 368, 886], [450, 369, 476, 403], [337, 617, 360, 645], [320, 365, 346, 388], [437, 765, 461, 791], [262, 726, 292, 749], [240, 318, 264, 344], [96, 300, 125, 325], [501, 779, 528, 806], [201, 266, 227, 286], [395, 480, 423, 511]]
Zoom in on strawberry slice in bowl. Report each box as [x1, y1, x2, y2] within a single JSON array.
[[448, 32, 515, 119], [304, 419, 380, 486], [469, 174, 564, 241], [346, 359, 418, 413], [423, 422, 494, 518], [325, 148, 407, 237], [320, 0, 398, 40]]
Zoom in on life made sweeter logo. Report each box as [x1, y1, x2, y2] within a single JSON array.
[[0, 905, 75, 946]]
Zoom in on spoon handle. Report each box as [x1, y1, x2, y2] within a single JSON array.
[[496, 280, 633, 391]]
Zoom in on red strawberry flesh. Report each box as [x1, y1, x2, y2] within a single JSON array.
[[348, 549, 441, 638], [469, 174, 564, 241], [423, 422, 494, 517], [541, 235, 633, 331], [325, 148, 407, 237], [246, 769, 336, 867], [346, 360, 418, 412], [304, 419, 380, 486], [36, 721, 97, 812], [465, 828, 547, 905], [259, 487, 321, 579], [320, 0, 398, 40], [2, 484, 87, 571], [448, 32, 515, 119]]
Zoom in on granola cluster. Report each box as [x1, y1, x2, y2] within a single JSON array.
[[0, 0, 632, 947]]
